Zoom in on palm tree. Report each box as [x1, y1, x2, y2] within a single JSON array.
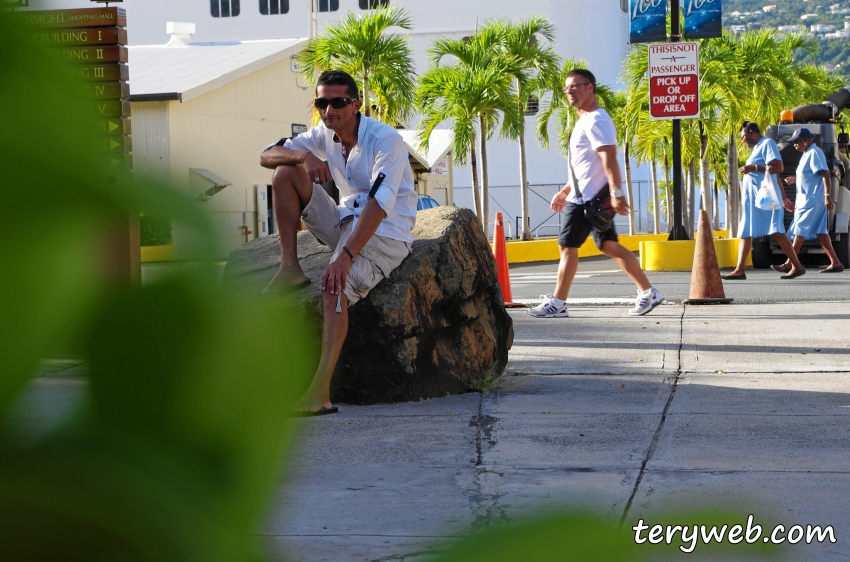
[[621, 28, 838, 237], [417, 33, 523, 230], [536, 59, 619, 157], [610, 91, 637, 234], [296, 5, 416, 125], [720, 29, 828, 234], [480, 16, 561, 240]]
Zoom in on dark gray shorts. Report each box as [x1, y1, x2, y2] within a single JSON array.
[[557, 201, 618, 249]]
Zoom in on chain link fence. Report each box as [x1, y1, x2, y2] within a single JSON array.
[[455, 180, 666, 239]]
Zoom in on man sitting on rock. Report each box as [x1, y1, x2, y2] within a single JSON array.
[[260, 69, 417, 416]]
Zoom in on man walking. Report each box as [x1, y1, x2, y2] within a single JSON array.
[[260, 70, 417, 415], [528, 69, 663, 318]]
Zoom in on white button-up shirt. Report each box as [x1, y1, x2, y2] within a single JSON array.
[[265, 115, 417, 243]]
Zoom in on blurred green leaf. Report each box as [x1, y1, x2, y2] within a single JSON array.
[[431, 512, 638, 561], [0, 10, 214, 416], [430, 510, 778, 561], [0, 8, 316, 560]]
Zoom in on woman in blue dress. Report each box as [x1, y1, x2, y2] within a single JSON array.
[[723, 121, 805, 280], [774, 127, 844, 273]]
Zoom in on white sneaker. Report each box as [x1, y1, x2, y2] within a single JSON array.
[[527, 294, 569, 318], [629, 287, 664, 316]]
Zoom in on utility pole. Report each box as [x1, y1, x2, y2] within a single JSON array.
[[668, 0, 689, 240]]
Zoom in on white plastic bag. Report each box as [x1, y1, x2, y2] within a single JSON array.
[[754, 174, 782, 211]]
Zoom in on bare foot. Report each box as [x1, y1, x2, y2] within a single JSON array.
[[295, 393, 332, 413], [263, 266, 310, 293]]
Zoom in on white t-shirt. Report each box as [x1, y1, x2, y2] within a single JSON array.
[[567, 108, 617, 203]]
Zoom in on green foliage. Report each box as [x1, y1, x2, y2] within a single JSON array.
[[431, 511, 777, 561], [647, 180, 672, 222], [620, 27, 840, 195], [535, 58, 618, 157], [0, 10, 315, 560], [139, 211, 172, 246], [725, 0, 850, 30], [296, 5, 416, 125], [416, 28, 526, 222], [417, 32, 525, 163]]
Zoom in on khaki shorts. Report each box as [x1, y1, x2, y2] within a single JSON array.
[[301, 184, 411, 305]]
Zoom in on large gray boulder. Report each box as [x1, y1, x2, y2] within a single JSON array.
[[222, 206, 513, 404]]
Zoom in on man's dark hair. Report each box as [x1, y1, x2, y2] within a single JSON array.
[[741, 121, 761, 134], [316, 70, 359, 99], [566, 68, 597, 91]]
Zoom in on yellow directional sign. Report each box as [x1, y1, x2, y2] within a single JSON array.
[[96, 118, 131, 136]]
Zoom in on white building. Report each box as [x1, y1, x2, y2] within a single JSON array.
[[825, 28, 850, 37], [22, 1, 652, 238], [778, 24, 808, 32], [811, 23, 837, 32]]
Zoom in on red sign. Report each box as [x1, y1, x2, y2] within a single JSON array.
[[650, 75, 699, 118], [648, 42, 700, 120]]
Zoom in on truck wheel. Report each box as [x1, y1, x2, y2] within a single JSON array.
[[836, 234, 850, 269], [751, 238, 772, 268]]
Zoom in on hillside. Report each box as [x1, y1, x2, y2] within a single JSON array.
[[723, 0, 850, 83]]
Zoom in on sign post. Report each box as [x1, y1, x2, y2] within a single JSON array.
[[664, 1, 691, 241], [24, 7, 138, 284], [632, 1, 719, 241]]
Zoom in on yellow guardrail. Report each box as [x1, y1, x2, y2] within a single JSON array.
[[140, 244, 175, 263], [501, 230, 748, 271]]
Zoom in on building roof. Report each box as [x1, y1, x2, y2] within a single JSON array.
[[128, 38, 307, 103], [397, 129, 454, 172]]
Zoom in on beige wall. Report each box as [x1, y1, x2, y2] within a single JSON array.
[[167, 56, 314, 257], [420, 154, 453, 206]]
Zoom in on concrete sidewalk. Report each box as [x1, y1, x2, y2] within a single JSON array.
[[13, 302, 850, 561], [269, 302, 850, 562]]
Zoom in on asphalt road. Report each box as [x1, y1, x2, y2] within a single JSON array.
[[139, 254, 847, 305], [509, 254, 849, 305]]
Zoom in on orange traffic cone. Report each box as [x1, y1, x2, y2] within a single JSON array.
[[683, 209, 733, 305], [493, 212, 526, 308]]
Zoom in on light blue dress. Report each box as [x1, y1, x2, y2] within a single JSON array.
[[788, 145, 829, 239], [738, 136, 786, 238]]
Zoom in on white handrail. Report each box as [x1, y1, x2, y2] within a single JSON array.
[[489, 221, 512, 240], [534, 224, 561, 238]]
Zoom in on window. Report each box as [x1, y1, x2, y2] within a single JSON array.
[[319, 0, 339, 12], [360, 0, 388, 8], [211, 0, 241, 17], [260, 0, 289, 14], [524, 96, 539, 116]]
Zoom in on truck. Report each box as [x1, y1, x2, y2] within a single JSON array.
[[757, 89, 850, 268]]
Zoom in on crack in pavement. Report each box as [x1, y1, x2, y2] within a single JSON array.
[[465, 393, 512, 530], [620, 305, 686, 525]]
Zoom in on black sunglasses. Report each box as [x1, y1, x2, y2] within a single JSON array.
[[314, 97, 357, 110]]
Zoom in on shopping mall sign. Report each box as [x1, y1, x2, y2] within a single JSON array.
[[648, 42, 700, 120]]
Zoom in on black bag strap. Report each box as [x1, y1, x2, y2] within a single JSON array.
[[368, 172, 386, 199], [567, 130, 583, 203]]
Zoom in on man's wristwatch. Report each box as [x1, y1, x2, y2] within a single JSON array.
[[610, 188, 624, 198]]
